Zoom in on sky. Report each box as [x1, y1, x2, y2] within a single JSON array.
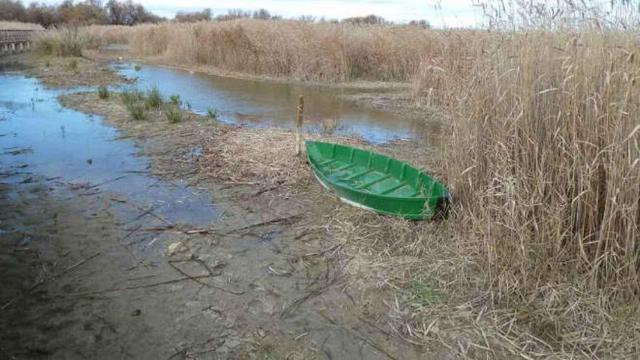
[[42, 0, 483, 28], [154, 0, 483, 28]]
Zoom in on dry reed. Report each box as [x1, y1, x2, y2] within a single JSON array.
[[82, 20, 479, 83], [0, 21, 43, 30], [32, 27, 98, 56], [430, 29, 640, 354]]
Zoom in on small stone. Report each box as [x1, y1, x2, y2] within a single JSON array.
[[131, 309, 141, 316], [166, 241, 187, 256]]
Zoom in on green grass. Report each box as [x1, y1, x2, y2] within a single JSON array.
[[169, 94, 181, 106], [120, 90, 147, 120], [145, 86, 162, 109], [406, 279, 440, 308], [206, 107, 218, 120], [120, 90, 144, 105], [126, 101, 146, 120], [98, 85, 109, 99], [164, 104, 182, 123]]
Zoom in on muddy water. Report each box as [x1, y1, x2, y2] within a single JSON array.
[[114, 63, 429, 144], [0, 73, 216, 226]]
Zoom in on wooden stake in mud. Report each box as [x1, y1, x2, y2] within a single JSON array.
[[295, 95, 304, 156]]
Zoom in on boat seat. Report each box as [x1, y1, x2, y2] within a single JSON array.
[[342, 169, 374, 181], [380, 182, 408, 195], [356, 174, 392, 190]]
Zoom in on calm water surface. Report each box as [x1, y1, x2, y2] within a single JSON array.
[[114, 63, 432, 144], [0, 73, 216, 225]]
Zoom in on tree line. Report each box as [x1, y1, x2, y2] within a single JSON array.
[[0, 0, 431, 28], [0, 0, 162, 27]]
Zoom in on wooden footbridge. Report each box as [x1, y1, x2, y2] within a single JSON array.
[[0, 30, 35, 55]]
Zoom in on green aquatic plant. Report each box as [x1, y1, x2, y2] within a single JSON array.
[[164, 104, 182, 123], [120, 90, 144, 106], [206, 107, 219, 120], [169, 94, 181, 106], [97, 85, 109, 99], [126, 101, 146, 121], [134, 64, 142, 71], [145, 86, 162, 109]]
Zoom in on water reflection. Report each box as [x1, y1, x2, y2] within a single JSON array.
[[113, 63, 435, 144], [0, 73, 217, 226]]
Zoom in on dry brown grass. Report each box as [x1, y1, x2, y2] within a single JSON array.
[[414, 29, 640, 356], [0, 21, 43, 30], [32, 27, 99, 56], [82, 21, 478, 82]]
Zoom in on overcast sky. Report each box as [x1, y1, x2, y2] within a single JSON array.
[[156, 0, 482, 27]]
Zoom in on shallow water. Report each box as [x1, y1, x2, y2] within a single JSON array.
[[0, 72, 216, 225], [114, 62, 431, 144]]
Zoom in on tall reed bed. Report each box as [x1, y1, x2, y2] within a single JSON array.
[[438, 29, 640, 346], [32, 27, 98, 56], [84, 20, 477, 82]]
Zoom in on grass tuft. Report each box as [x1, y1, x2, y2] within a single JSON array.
[[97, 85, 109, 99], [145, 86, 162, 109], [120, 90, 146, 120], [169, 94, 181, 106], [164, 104, 182, 123], [206, 107, 218, 120]]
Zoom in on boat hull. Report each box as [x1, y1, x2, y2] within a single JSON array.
[[306, 141, 450, 220]]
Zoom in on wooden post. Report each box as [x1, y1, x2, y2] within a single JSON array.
[[295, 95, 304, 156]]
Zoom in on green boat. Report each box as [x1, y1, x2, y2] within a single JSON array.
[[306, 141, 451, 220]]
